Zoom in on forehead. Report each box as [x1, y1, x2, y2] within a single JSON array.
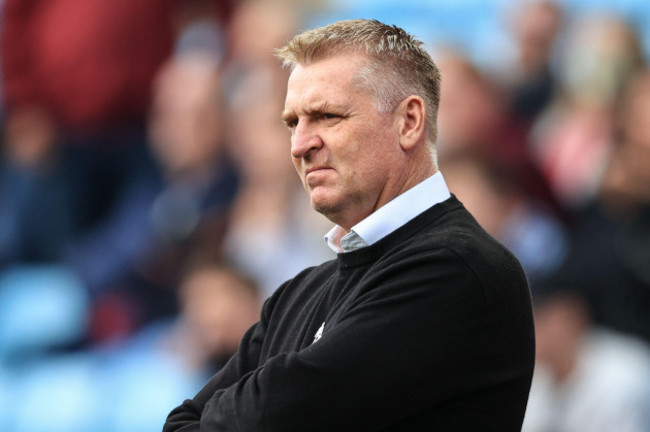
[[284, 53, 368, 109]]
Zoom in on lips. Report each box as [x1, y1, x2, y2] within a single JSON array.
[[305, 166, 331, 175], [304, 167, 334, 188]]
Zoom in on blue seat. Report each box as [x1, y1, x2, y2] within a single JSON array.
[[0, 265, 88, 361]]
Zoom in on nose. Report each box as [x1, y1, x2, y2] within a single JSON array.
[[290, 121, 322, 159]]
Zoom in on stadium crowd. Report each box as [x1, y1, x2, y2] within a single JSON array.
[[0, 0, 649, 430]]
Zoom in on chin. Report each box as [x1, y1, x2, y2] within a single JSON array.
[[310, 193, 342, 220], [311, 200, 336, 217]]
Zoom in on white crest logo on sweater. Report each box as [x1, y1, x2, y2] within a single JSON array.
[[313, 322, 325, 344]]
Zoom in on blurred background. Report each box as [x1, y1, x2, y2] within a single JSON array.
[[0, 0, 649, 430]]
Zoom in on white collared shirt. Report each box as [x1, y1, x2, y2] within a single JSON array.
[[324, 172, 451, 253]]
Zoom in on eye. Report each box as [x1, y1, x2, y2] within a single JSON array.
[[285, 118, 298, 129], [320, 113, 344, 124]]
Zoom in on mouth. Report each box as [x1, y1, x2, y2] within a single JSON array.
[[304, 167, 334, 187], [305, 166, 331, 176]]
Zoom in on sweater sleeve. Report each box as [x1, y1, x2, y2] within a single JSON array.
[[194, 245, 533, 431]]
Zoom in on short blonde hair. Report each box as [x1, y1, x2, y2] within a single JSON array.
[[275, 19, 442, 152]]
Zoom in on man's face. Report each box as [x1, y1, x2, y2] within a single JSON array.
[[282, 53, 403, 229]]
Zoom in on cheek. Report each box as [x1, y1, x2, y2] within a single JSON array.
[[349, 130, 396, 175], [323, 116, 395, 181], [332, 126, 377, 165]]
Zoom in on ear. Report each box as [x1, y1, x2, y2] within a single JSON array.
[[397, 95, 426, 151]]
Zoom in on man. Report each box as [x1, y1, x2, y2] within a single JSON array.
[[164, 19, 535, 431]]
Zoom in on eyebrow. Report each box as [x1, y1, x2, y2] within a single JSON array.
[[281, 101, 333, 123], [312, 101, 330, 114]]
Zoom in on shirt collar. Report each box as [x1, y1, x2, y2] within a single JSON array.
[[325, 171, 451, 253]]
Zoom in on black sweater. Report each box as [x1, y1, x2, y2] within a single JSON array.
[[164, 196, 535, 431]]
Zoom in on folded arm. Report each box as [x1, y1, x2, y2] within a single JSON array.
[[184, 249, 521, 431]]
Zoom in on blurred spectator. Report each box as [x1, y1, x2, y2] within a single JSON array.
[[220, 0, 300, 113], [547, 68, 650, 343], [436, 53, 547, 191], [177, 261, 262, 371], [0, 0, 174, 263], [171, 0, 236, 60], [437, 52, 507, 159], [227, 0, 297, 68], [601, 69, 650, 210], [437, 52, 564, 226], [222, 0, 334, 298], [523, 285, 650, 432], [502, 0, 564, 123], [66, 53, 239, 341], [530, 13, 645, 208]]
